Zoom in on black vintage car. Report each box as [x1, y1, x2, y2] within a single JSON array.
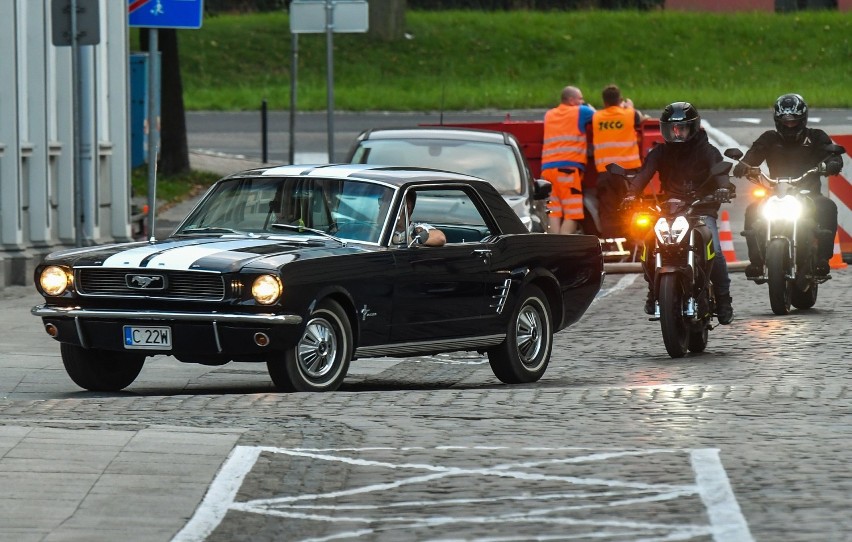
[[32, 165, 604, 392]]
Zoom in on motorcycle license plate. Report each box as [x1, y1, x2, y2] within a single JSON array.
[[123, 326, 172, 350]]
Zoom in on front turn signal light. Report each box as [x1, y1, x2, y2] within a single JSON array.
[[633, 212, 653, 230], [40, 266, 71, 296], [753, 187, 767, 199], [251, 274, 282, 305]]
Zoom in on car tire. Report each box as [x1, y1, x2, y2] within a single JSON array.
[[60, 343, 145, 392], [488, 284, 552, 384], [267, 299, 352, 392]]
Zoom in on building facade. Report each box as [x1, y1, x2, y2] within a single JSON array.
[[0, 0, 131, 288]]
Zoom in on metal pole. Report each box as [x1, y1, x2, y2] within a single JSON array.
[[325, 0, 334, 162], [78, 44, 95, 245], [146, 28, 160, 242], [71, 0, 82, 247], [289, 33, 298, 165], [261, 99, 268, 163]]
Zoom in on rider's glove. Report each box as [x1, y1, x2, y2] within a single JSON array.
[[714, 187, 731, 202], [732, 162, 748, 178], [819, 161, 842, 176]]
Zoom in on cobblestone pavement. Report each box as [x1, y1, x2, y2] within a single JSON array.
[[2, 268, 851, 541]]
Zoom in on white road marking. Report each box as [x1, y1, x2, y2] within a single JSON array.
[[171, 446, 263, 542], [594, 274, 638, 304], [703, 120, 748, 154], [173, 446, 752, 542], [691, 448, 755, 542], [730, 117, 762, 125]]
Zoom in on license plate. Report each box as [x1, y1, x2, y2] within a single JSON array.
[[123, 326, 171, 350]]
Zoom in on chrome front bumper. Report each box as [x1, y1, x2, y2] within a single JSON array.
[[31, 305, 303, 326]]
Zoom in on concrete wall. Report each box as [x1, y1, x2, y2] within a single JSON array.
[[0, 0, 130, 288]]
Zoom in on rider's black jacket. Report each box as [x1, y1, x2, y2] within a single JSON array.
[[737, 128, 842, 194], [627, 129, 732, 219]]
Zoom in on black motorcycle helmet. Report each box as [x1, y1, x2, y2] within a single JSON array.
[[773, 93, 808, 143], [660, 102, 700, 143]]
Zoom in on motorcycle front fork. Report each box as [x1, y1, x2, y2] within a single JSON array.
[[765, 220, 798, 279], [650, 246, 699, 321]]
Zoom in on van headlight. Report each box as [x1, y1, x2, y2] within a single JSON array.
[[251, 274, 282, 305], [40, 266, 72, 296], [762, 195, 801, 221]]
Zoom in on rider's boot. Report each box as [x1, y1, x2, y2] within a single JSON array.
[[716, 293, 733, 325], [644, 289, 655, 315], [814, 259, 831, 276], [744, 260, 763, 279]]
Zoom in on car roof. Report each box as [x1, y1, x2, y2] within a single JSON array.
[[225, 163, 498, 190], [356, 126, 515, 145]]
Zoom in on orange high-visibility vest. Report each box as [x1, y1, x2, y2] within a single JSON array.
[[592, 106, 642, 173], [542, 104, 588, 171]]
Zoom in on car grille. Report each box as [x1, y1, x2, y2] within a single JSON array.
[[76, 269, 226, 301]]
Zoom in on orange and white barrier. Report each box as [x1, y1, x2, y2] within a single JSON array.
[[718, 210, 743, 264], [829, 134, 852, 259], [829, 232, 848, 270]]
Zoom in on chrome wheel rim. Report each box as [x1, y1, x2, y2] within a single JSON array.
[[516, 304, 543, 367], [297, 317, 338, 379]]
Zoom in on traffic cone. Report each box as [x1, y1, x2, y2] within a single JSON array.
[[829, 232, 847, 270], [718, 210, 742, 264]]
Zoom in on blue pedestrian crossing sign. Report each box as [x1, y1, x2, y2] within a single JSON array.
[[128, 0, 204, 29]]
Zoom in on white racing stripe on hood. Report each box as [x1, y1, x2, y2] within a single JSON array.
[[103, 239, 278, 269], [101, 241, 192, 268]]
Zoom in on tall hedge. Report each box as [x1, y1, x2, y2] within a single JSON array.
[[202, 0, 663, 14]]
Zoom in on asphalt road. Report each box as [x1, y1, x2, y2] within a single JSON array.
[[186, 108, 852, 164]]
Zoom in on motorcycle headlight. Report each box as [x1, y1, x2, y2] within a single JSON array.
[[670, 216, 690, 243], [762, 195, 801, 221], [39, 265, 72, 296], [251, 274, 282, 305], [654, 216, 689, 244], [654, 217, 670, 244]]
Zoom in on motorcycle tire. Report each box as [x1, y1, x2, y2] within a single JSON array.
[[766, 238, 792, 315], [658, 274, 689, 358], [688, 321, 709, 353]]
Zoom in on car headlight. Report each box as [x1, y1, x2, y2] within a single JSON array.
[[762, 195, 801, 221], [40, 265, 71, 296], [251, 274, 282, 305]]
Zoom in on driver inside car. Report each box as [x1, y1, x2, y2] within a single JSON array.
[[391, 191, 446, 247]]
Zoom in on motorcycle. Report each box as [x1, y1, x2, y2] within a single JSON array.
[[608, 161, 733, 358], [724, 144, 845, 315]]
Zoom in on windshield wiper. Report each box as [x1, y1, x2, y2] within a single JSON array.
[[269, 223, 346, 245]]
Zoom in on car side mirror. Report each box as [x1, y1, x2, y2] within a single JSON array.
[[533, 179, 552, 200]]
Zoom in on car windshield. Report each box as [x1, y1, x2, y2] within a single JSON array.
[[351, 138, 523, 195], [177, 176, 395, 244]]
